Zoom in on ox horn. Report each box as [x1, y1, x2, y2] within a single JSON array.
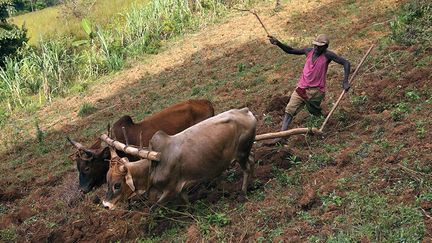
[[109, 146, 118, 159], [66, 137, 94, 156], [107, 123, 111, 137]]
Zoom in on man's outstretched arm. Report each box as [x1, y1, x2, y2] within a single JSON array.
[[268, 36, 311, 55], [326, 51, 351, 91]]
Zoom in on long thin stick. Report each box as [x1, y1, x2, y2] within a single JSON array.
[[250, 10, 270, 36], [233, 8, 270, 36], [319, 44, 375, 132]]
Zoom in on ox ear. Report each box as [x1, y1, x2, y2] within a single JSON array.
[[125, 171, 135, 192]]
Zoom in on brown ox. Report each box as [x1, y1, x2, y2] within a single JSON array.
[[102, 108, 256, 209], [68, 99, 214, 193]]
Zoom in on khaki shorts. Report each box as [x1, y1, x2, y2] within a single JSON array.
[[285, 88, 325, 116]]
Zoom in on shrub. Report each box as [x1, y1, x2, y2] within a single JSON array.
[[0, 0, 28, 66], [390, 0, 432, 46]]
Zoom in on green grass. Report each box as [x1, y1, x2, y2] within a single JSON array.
[[11, 0, 144, 45], [0, 228, 17, 242], [77, 102, 96, 117], [2, 0, 242, 112], [328, 192, 425, 242]]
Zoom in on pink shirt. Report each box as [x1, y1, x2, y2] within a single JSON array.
[[298, 50, 329, 92]]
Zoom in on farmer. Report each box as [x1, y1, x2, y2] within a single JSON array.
[[268, 34, 351, 142]]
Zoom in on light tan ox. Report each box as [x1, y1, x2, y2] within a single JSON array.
[[103, 108, 257, 209]]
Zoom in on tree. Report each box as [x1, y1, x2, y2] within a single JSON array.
[[0, 0, 28, 66]]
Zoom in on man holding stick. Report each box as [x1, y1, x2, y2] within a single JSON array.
[[268, 34, 351, 143]]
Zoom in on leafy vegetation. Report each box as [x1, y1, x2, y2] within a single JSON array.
[[0, 0, 28, 66], [1, 0, 249, 112], [329, 192, 425, 242], [390, 0, 431, 47]]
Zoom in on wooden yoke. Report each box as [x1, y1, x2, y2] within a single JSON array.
[[100, 134, 161, 161]]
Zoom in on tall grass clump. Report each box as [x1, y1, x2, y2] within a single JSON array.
[[390, 0, 432, 46], [0, 0, 254, 112], [0, 39, 76, 107]]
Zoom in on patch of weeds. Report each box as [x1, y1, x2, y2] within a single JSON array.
[[350, 95, 368, 107], [78, 102, 96, 117], [272, 167, 300, 186], [336, 178, 349, 190], [34, 120, 44, 143], [323, 144, 340, 153], [45, 221, 58, 229], [391, 102, 410, 121], [237, 63, 247, 74], [69, 82, 89, 94], [0, 228, 17, 242], [405, 90, 420, 101], [252, 189, 265, 202], [251, 75, 266, 86], [11, 158, 25, 167], [361, 117, 372, 129], [191, 86, 210, 96], [226, 169, 237, 182], [417, 192, 432, 203], [296, 211, 317, 225], [334, 215, 348, 224], [16, 169, 34, 182], [320, 191, 343, 208], [327, 232, 355, 242], [343, 191, 424, 241], [23, 215, 39, 226], [415, 121, 427, 139], [355, 142, 369, 158], [206, 212, 231, 227], [308, 235, 323, 243], [287, 154, 301, 167], [368, 167, 380, 180], [390, 0, 432, 46], [263, 114, 273, 126], [375, 138, 390, 151], [334, 110, 349, 126], [256, 235, 267, 243], [413, 160, 432, 174], [0, 204, 7, 214], [304, 115, 324, 128], [307, 153, 333, 170], [415, 55, 432, 67], [0, 106, 9, 127], [137, 237, 161, 243], [251, 181, 265, 202], [278, 195, 296, 205], [269, 227, 283, 240], [160, 227, 182, 241], [373, 126, 385, 140]]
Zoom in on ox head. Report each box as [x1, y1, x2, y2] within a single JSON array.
[[102, 147, 137, 210], [67, 137, 110, 193]]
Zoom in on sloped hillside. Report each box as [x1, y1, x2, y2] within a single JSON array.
[[0, 0, 431, 241]]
